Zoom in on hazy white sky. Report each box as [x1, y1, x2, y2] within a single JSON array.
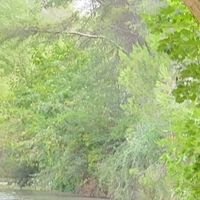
[[71, 0, 99, 15]]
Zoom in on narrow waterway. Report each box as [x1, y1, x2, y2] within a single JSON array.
[[0, 188, 106, 200]]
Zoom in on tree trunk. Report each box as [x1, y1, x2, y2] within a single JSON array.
[[182, 0, 200, 24]]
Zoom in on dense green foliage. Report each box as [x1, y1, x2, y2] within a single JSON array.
[[1, 0, 198, 199], [145, 0, 200, 199]]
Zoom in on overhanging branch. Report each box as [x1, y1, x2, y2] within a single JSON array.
[[44, 29, 129, 54], [63, 31, 129, 54], [1, 26, 128, 54]]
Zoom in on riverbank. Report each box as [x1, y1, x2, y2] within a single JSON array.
[[0, 187, 107, 200], [0, 182, 109, 199]]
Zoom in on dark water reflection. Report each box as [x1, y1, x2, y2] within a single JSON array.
[[0, 189, 106, 200]]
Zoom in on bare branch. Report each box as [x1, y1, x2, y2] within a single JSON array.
[[62, 31, 129, 54], [1, 27, 129, 54]]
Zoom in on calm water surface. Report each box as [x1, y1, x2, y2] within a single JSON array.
[[0, 188, 105, 200]]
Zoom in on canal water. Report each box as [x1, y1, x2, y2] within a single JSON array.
[[0, 188, 106, 200]]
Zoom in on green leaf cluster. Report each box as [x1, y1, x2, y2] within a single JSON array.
[[145, 0, 200, 199], [0, 0, 181, 198]]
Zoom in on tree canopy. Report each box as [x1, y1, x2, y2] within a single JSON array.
[[1, 0, 199, 199]]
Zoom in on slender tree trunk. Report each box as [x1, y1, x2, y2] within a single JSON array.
[[182, 0, 200, 23]]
